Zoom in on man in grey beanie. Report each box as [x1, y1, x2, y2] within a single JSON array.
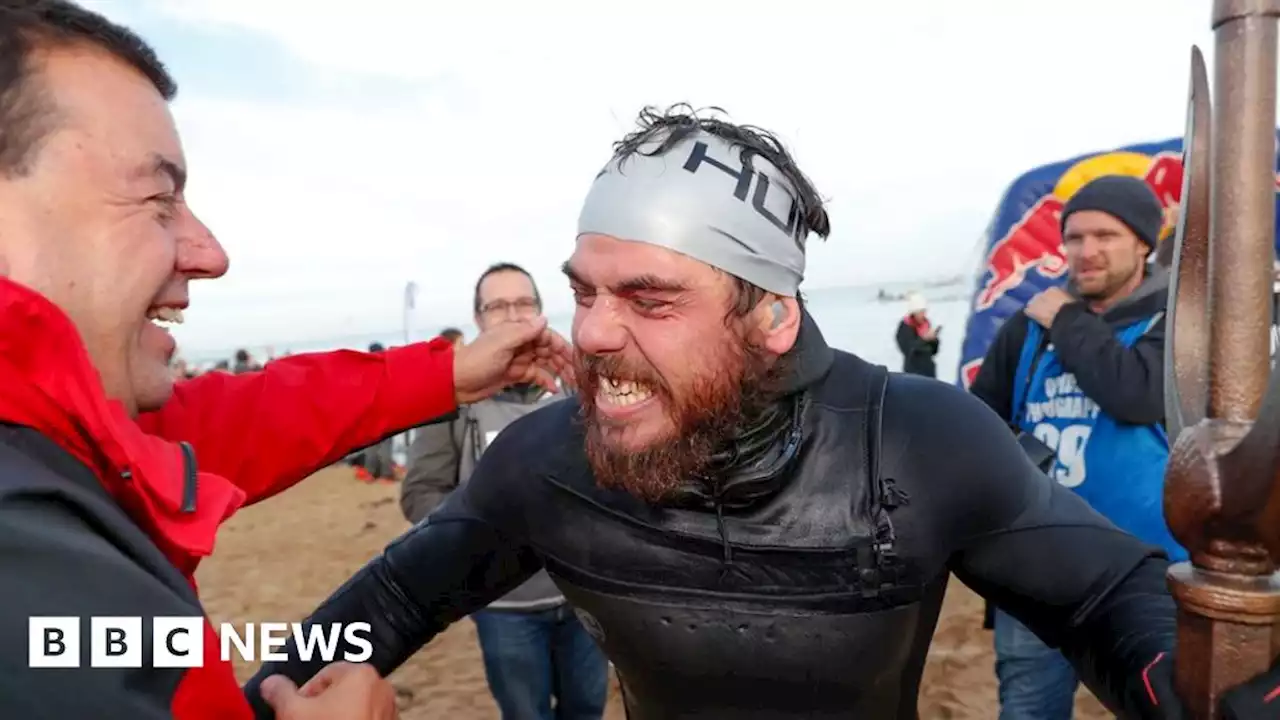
[[970, 174, 1184, 720]]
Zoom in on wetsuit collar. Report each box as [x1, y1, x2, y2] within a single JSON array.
[[781, 307, 836, 394], [665, 307, 831, 512]]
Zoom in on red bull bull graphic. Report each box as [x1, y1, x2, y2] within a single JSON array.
[[957, 134, 1280, 390]]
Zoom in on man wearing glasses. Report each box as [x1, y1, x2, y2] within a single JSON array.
[[400, 262, 609, 720]]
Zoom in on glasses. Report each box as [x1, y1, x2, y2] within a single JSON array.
[[480, 297, 540, 318]]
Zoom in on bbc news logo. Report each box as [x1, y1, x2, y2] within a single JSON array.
[[28, 617, 373, 668]]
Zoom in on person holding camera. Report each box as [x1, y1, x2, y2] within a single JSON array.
[[895, 291, 940, 377], [968, 175, 1187, 720]]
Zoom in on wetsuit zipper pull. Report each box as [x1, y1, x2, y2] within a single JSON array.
[[179, 441, 198, 514], [881, 478, 910, 510], [715, 502, 733, 566], [711, 495, 739, 585]]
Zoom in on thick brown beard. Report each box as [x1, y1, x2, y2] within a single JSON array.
[[576, 329, 784, 504]]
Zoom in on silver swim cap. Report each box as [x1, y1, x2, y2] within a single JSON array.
[[576, 130, 808, 297]]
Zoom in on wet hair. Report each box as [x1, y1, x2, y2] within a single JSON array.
[[439, 327, 464, 342], [233, 348, 249, 363], [368, 342, 385, 352], [473, 261, 542, 314], [0, 1, 175, 176], [611, 104, 828, 317]]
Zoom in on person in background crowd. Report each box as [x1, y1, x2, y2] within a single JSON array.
[[0, 3, 573, 719], [969, 174, 1184, 720], [233, 347, 261, 374], [895, 291, 939, 377], [441, 327, 465, 348], [401, 262, 609, 720]]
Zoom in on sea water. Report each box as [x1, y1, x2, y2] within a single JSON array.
[[189, 282, 977, 386], [534, 286, 973, 385]]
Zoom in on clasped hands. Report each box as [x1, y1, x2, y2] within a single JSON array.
[[258, 662, 396, 720]]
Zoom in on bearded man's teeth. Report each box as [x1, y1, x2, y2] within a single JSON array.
[[599, 376, 654, 406]]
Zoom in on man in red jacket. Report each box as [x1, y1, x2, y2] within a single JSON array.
[[0, 3, 572, 719]]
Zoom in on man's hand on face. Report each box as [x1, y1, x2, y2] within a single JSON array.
[[1024, 287, 1074, 328], [452, 316, 576, 405], [258, 663, 397, 720]]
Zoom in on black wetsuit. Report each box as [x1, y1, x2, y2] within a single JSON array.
[[244, 313, 1175, 719]]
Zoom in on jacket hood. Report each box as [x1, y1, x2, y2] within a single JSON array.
[[0, 277, 244, 570]]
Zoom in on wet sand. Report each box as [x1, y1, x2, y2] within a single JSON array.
[[197, 466, 1111, 718]]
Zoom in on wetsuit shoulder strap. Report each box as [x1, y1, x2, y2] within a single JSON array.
[[813, 352, 890, 496], [863, 362, 897, 595], [864, 363, 890, 492], [815, 354, 897, 594]]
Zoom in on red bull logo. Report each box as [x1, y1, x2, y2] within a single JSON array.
[[971, 194, 1070, 312], [972, 150, 1183, 315]]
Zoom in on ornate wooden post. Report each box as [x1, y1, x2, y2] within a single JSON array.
[[1164, 1, 1280, 716]]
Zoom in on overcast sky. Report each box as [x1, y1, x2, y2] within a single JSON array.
[[84, 0, 1227, 355]]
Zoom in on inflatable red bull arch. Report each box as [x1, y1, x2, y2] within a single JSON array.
[[957, 134, 1280, 389]]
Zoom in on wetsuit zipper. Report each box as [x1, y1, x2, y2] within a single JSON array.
[[860, 477, 909, 597], [179, 441, 198, 513]]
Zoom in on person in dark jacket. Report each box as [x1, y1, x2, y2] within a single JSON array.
[[233, 348, 261, 374], [402, 262, 608, 720], [894, 291, 939, 377], [246, 108, 1280, 720], [969, 174, 1183, 720], [0, 4, 573, 719]]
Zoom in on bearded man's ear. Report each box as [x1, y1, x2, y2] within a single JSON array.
[[754, 296, 801, 355]]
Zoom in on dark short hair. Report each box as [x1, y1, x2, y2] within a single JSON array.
[[473, 262, 542, 314], [439, 327, 464, 342], [0, 1, 175, 176]]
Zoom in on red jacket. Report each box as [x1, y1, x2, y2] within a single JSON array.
[[0, 277, 458, 719]]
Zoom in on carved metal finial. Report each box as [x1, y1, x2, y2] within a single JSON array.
[[1164, 2, 1280, 715]]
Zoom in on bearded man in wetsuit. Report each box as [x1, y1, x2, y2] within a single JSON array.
[[245, 106, 1280, 719]]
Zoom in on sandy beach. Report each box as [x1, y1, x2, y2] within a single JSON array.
[[197, 466, 1112, 719]]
